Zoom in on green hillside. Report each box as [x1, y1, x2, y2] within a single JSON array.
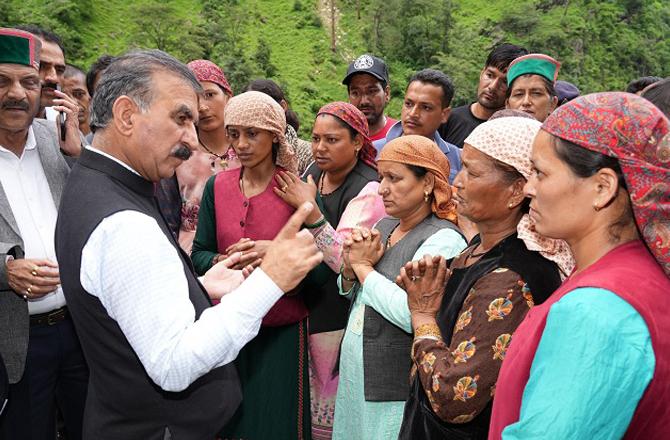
[[2, 0, 669, 137]]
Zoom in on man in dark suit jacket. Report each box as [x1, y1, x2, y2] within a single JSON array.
[[0, 27, 85, 440]]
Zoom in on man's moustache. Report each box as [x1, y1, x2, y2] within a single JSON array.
[[170, 145, 192, 161], [0, 99, 29, 111], [42, 82, 58, 91]]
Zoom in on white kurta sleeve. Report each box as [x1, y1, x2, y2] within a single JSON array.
[[80, 210, 283, 391]]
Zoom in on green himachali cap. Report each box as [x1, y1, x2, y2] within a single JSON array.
[[0, 28, 41, 70], [507, 53, 560, 86]]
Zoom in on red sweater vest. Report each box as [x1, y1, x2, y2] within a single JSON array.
[[214, 167, 308, 326], [489, 240, 670, 439]]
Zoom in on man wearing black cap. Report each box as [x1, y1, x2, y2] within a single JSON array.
[[343, 54, 397, 141]]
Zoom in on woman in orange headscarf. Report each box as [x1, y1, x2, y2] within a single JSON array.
[[333, 135, 467, 439]]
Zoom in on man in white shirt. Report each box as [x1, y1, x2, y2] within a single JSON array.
[[0, 27, 84, 440], [54, 49, 323, 439]]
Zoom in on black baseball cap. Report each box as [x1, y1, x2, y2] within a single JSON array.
[[342, 54, 390, 86]]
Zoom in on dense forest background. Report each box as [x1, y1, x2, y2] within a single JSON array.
[[2, 0, 669, 137]]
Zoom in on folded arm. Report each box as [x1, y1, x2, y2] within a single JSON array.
[[355, 228, 466, 333]]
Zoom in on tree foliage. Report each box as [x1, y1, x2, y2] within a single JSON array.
[[255, 38, 278, 78], [1, 0, 92, 61], [351, 0, 669, 106], [361, 0, 453, 69], [1, 0, 668, 132], [130, 2, 205, 61]]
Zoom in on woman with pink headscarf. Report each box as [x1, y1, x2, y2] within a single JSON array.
[[275, 102, 385, 439], [174, 60, 237, 253]]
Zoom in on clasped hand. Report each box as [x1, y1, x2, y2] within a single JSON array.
[[396, 255, 450, 323], [217, 238, 269, 270], [206, 203, 324, 296], [343, 227, 384, 274]]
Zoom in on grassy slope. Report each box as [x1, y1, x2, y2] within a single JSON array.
[[77, 0, 200, 65], [63, 0, 527, 130], [242, 0, 351, 130], [75, 0, 353, 134]]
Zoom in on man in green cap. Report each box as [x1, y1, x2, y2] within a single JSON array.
[[505, 53, 560, 122], [0, 27, 85, 440]]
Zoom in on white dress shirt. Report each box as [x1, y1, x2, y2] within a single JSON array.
[[79, 148, 284, 392], [0, 127, 67, 314]]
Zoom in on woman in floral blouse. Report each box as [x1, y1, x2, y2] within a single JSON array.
[[397, 114, 572, 439]]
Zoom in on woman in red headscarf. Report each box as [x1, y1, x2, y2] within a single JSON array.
[[490, 92, 670, 439], [274, 102, 385, 439], [174, 60, 236, 254]]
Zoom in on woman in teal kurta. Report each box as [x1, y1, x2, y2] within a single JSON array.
[[501, 287, 654, 439], [334, 136, 467, 439], [335, 230, 465, 439]]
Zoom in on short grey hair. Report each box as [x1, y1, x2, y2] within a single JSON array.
[[89, 49, 202, 131]]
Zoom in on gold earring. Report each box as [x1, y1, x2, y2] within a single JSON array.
[[593, 204, 601, 212], [508, 202, 514, 209], [424, 191, 431, 203]]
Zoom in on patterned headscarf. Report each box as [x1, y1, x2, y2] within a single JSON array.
[[489, 108, 536, 121], [543, 92, 670, 277], [224, 91, 298, 173], [378, 135, 457, 222], [465, 117, 575, 276], [187, 59, 233, 96], [316, 102, 377, 170]]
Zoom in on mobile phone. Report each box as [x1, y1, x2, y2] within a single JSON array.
[[55, 84, 67, 141]]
